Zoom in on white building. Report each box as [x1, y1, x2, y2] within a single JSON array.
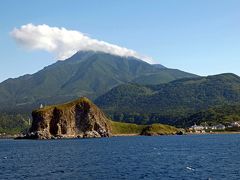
[[212, 124, 226, 130], [230, 122, 240, 128], [190, 124, 205, 132]]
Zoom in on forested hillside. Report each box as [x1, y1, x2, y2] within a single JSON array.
[[95, 73, 240, 126]]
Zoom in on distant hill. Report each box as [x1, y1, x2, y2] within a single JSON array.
[[0, 51, 197, 113], [95, 73, 240, 126]]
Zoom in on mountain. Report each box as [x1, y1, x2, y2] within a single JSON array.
[[95, 73, 240, 126], [0, 51, 197, 113]]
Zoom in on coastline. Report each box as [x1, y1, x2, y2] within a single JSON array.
[[0, 135, 19, 139], [112, 134, 140, 137], [1, 131, 240, 140], [187, 131, 240, 135]]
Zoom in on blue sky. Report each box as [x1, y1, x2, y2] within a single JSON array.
[[0, 0, 240, 82]]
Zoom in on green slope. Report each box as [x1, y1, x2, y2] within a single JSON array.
[[0, 113, 30, 134], [132, 69, 197, 85], [95, 73, 240, 126]]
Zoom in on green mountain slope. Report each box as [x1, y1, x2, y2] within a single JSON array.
[[132, 68, 196, 85], [0, 51, 197, 113], [95, 73, 240, 126]]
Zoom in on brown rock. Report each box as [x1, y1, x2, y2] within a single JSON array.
[[25, 97, 111, 139]]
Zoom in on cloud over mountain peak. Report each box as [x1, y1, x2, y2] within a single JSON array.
[[11, 24, 153, 63]]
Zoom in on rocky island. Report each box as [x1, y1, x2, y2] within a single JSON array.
[[21, 97, 111, 139], [18, 97, 179, 139]]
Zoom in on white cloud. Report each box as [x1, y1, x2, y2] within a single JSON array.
[[11, 24, 153, 63]]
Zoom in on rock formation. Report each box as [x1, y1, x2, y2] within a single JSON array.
[[24, 97, 111, 139]]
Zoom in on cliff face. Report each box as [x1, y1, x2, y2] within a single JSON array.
[[26, 97, 111, 139]]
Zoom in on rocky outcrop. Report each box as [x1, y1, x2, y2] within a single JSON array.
[[23, 97, 111, 139]]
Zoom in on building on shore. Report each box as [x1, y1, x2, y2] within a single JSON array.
[[212, 124, 226, 130], [229, 122, 240, 128], [189, 124, 205, 133], [189, 123, 227, 133]]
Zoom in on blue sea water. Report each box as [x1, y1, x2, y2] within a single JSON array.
[[0, 134, 240, 180]]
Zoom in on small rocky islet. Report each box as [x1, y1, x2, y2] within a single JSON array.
[[18, 97, 180, 140]]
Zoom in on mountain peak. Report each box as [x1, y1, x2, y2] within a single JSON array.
[[63, 50, 151, 65], [0, 51, 197, 113]]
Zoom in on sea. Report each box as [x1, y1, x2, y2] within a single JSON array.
[[0, 134, 240, 180]]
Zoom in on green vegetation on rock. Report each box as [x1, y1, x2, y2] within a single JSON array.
[[110, 121, 145, 135], [34, 97, 92, 113], [141, 124, 179, 136], [29, 97, 111, 139]]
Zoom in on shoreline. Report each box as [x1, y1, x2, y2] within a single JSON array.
[[187, 131, 240, 135], [0, 134, 21, 139], [112, 133, 140, 137], [1, 131, 240, 140]]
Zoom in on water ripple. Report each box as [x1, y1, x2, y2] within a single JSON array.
[[0, 135, 240, 179]]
